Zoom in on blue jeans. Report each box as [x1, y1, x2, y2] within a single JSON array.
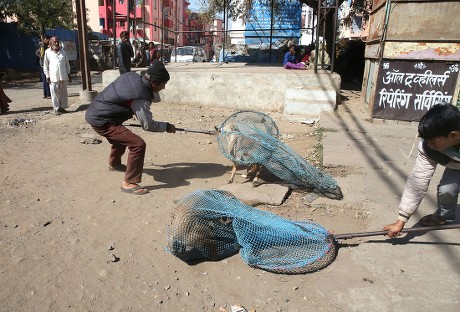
[[437, 167, 460, 221], [40, 68, 51, 97]]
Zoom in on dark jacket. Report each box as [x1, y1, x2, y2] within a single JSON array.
[[116, 41, 134, 74], [85, 72, 154, 127]]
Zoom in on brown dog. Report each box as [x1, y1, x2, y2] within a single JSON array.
[[229, 162, 263, 186]]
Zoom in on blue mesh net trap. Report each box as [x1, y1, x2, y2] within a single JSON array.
[[217, 110, 343, 200], [167, 189, 337, 274], [218, 110, 280, 138]]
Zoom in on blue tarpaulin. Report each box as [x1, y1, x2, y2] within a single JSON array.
[[0, 23, 109, 71], [0, 23, 40, 70], [244, 0, 302, 45]]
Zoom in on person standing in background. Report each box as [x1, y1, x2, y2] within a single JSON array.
[[149, 42, 157, 65], [0, 84, 12, 114], [36, 35, 51, 99], [43, 36, 71, 115], [116, 31, 133, 74], [132, 40, 147, 68], [283, 45, 307, 70]]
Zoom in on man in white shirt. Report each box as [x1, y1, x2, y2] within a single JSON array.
[[43, 36, 71, 115]]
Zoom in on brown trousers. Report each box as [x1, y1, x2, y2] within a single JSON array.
[[92, 124, 146, 184]]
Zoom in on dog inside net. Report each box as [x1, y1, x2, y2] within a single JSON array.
[[167, 189, 337, 274], [218, 110, 280, 138], [217, 112, 343, 200]]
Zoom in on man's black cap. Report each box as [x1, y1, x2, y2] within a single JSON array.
[[145, 59, 170, 82]]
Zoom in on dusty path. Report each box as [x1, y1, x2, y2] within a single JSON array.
[[0, 76, 367, 311]]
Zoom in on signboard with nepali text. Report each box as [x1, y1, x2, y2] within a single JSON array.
[[372, 60, 459, 121]]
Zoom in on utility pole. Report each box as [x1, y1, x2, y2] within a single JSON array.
[[74, 0, 98, 103], [75, 0, 93, 93], [112, 0, 117, 69]]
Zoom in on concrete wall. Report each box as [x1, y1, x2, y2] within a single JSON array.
[[102, 63, 340, 114]]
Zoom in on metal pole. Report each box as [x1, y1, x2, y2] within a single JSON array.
[[112, 0, 117, 69], [161, 0, 164, 60], [174, 0, 178, 62], [335, 224, 460, 240], [75, 0, 87, 90], [175, 0, 178, 54], [133, 0, 137, 40], [269, 0, 274, 63], [222, 0, 226, 63], [127, 0, 131, 38], [143, 0, 146, 42], [321, 9, 326, 70], [330, 0, 339, 73], [75, 0, 92, 91], [314, 0, 320, 73]]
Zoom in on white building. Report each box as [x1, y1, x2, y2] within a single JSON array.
[[299, 5, 315, 46]]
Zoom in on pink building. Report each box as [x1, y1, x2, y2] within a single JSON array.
[[95, 0, 222, 50], [97, 0, 189, 45]]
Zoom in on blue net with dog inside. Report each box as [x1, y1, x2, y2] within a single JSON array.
[[217, 111, 343, 200], [218, 110, 280, 138], [166, 189, 337, 274]]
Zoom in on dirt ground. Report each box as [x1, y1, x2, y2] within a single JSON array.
[[0, 75, 367, 311]]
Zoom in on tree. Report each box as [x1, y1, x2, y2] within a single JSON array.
[[0, 0, 75, 35], [197, 0, 371, 59]]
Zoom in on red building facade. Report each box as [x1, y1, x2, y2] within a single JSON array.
[[98, 0, 188, 45], [96, 0, 222, 49]]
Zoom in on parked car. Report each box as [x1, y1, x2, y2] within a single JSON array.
[[170, 46, 208, 63]]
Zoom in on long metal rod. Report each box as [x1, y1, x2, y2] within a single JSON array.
[[175, 127, 217, 135], [125, 123, 217, 135], [334, 223, 460, 240]]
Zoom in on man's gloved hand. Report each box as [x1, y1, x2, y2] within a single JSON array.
[[166, 123, 176, 133]]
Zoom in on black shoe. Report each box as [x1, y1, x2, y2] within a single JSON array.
[[419, 214, 452, 226], [57, 108, 68, 114]]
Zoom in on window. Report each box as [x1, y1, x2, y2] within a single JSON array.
[[120, 20, 125, 27], [98, 0, 104, 6], [100, 18, 105, 28], [119, 0, 124, 4]]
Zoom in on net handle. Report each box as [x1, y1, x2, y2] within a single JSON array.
[[125, 123, 217, 135], [334, 223, 460, 240]]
